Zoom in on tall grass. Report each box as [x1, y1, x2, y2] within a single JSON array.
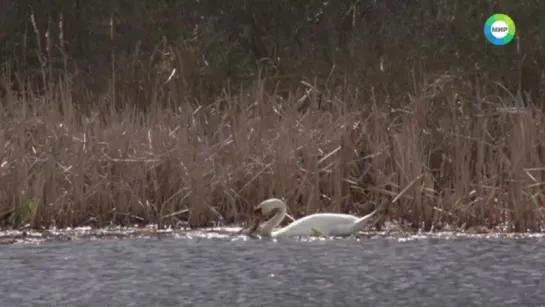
[[0, 70, 544, 232], [0, 10, 544, 233]]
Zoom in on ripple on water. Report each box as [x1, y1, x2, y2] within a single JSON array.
[[1, 229, 545, 307]]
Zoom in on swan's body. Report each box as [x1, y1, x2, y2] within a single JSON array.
[[254, 198, 377, 237]]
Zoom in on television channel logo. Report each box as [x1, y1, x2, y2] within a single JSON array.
[[484, 14, 515, 45]]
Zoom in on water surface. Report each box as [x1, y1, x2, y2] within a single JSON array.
[[1, 234, 544, 307]]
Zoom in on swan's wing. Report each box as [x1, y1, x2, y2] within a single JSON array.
[[329, 210, 377, 236], [329, 224, 355, 237], [273, 213, 372, 237]]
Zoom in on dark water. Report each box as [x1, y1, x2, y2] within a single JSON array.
[[1, 234, 544, 307]]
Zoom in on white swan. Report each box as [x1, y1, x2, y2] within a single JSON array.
[[254, 198, 377, 237]]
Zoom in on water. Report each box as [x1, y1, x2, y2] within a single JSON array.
[[1, 234, 544, 307]]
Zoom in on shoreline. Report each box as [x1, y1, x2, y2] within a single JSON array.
[[2, 223, 544, 245]]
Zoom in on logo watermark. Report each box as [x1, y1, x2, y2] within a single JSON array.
[[484, 14, 515, 45]]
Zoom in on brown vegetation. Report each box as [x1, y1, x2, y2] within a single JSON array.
[[1, 71, 544, 232], [0, 1, 544, 232]]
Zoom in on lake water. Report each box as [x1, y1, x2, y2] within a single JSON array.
[[1, 233, 544, 307]]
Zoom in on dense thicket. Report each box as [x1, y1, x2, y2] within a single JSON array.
[[1, 1, 543, 106]]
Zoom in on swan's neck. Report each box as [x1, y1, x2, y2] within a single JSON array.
[[261, 207, 287, 236]]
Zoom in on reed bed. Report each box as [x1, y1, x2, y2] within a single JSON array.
[[0, 3, 541, 233], [0, 71, 544, 233]]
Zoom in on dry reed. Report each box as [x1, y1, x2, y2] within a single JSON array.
[[0, 71, 544, 232], [0, 11, 544, 233]]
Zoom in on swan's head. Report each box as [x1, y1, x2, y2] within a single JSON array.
[[254, 198, 285, 216]]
